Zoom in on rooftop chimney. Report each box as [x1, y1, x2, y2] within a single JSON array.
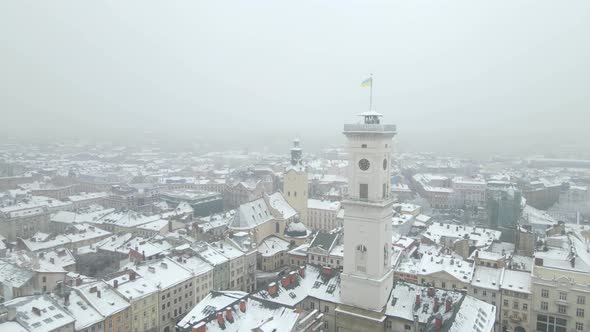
[[64, 292, 70, 306], [298, 266, 305, 278], [415, 294, 421, 307], [32, 307, 41, 316], [216, 312, 225, 328], [113, 279, 118, 288], [433, 297, 439, 312], [225, 307, 233, 322], [427, 287, 435, 297], [281, 276, 291, 288], [129, 271, 136, 281], [445, 297, 453, 313], [268, 282, 278, 296], [239, 300, 246, 313], [97, 290, 101, 298], [435, 314, 443, 330]]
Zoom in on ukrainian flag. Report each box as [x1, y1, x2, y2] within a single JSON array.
[[361, 77, 373, 87]]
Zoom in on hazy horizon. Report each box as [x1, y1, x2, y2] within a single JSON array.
[[1, 1, 589, 157]]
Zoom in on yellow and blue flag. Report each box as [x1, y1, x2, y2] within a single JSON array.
[[361, 77, 373, 87]]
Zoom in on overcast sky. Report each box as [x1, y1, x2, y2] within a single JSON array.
[[1, 1, 589, 157]]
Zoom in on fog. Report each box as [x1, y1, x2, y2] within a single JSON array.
[[1, 1, 589, 157]]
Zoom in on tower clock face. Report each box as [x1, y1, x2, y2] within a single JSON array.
[[383, 158, 388, 170], [358, 159, 370, 171]]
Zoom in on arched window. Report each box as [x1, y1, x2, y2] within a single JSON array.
[[356, 244, 367, 273]]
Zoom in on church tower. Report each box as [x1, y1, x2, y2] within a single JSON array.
[[283, 138, 308, 223], [340, 111, 396, 311]]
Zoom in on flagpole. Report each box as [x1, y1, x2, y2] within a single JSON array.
[[369, 73, 373, 111]]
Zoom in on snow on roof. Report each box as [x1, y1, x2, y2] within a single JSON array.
[[0, 262, 34, 287], [67, 192, 109, 202], [59, 289, 104, 330], [131, 257, 193, 290], [174, 256, 214, 277], [288, 243, 310, 257], [385, 282, 464, 323], [522, 205, 557, 226], [0, 321, 27, 332], [471, 266, 503, 290], [417, 252, 474, 284], [229, 197, 272, 230], [423, 223, 501, 248], [284, 220, 310, 238], [177, 291, 248, 328], [193, 242, 230, 266], [307, 199, 340, 211], [20, 224, 111, 252], [2, 294, 75, 332], [251, 265, 341, 307], [501, 269, 531, 294], [107, 273, 159, 301], [448, 295, 495, 332], [258, 236, 290, 257], [267, 192, 297, 220], [75, 281, 130, 317]]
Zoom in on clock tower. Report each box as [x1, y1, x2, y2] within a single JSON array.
[[340, 111, 396, 311], [283, 137, 308, 223]]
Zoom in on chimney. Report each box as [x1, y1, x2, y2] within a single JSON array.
[[32, 307, 41, 316], [415, 294, 421, 306], [216, 312, 225, 328], [268, 282, 278, 296], [168, 220, 173, 232], [428, 287, 435, 297], [113, 279, 118, 288], [64, 293, 70, 306], [298, 266, 305, 278], [90, 286, 97, 293], [97, 290, 101, 298], [192, 322, 206, 332], [129, 271, 136, 281], [321, 266, 333, 277], [225, 307, 233, 322], [289, 271, 297, 284], [445, 298, 453, 313], [475, 251, 479, 258], [433, 297, 439, 312], [281, 276, 291, 288], [435, 314, 443, 330], [76, 278, 82, 286], [239, 299, 246, 313]]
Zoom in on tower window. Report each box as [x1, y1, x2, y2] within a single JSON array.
[[287, 191, 290, 197], [359, 184, 368, 200], [361, 144, 367, 148], [294, 191, 297, 197]]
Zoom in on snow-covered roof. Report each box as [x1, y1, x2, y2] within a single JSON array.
[[75, 281, 130, 317], [251, 265, 341, 307], [307, 199, 340, 211], [58, 289, 104, 330], [423, 223, 501, 248], [471, 266, 503, 291], [448, 295, 495, 332], [501, 269, 531, 294], [258, 236, 290, 257], [1, 295, 75, 332], [385, 282, 463, 323], [131, 257, 193, 290]]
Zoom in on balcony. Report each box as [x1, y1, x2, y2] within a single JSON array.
[[343, 123, 397, 134]]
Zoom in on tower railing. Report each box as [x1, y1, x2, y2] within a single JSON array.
[[343, 124, 396, 133]]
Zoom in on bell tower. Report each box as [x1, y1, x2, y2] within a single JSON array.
[[340, 111, 396, 311], [283, 137, 308, 223]]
